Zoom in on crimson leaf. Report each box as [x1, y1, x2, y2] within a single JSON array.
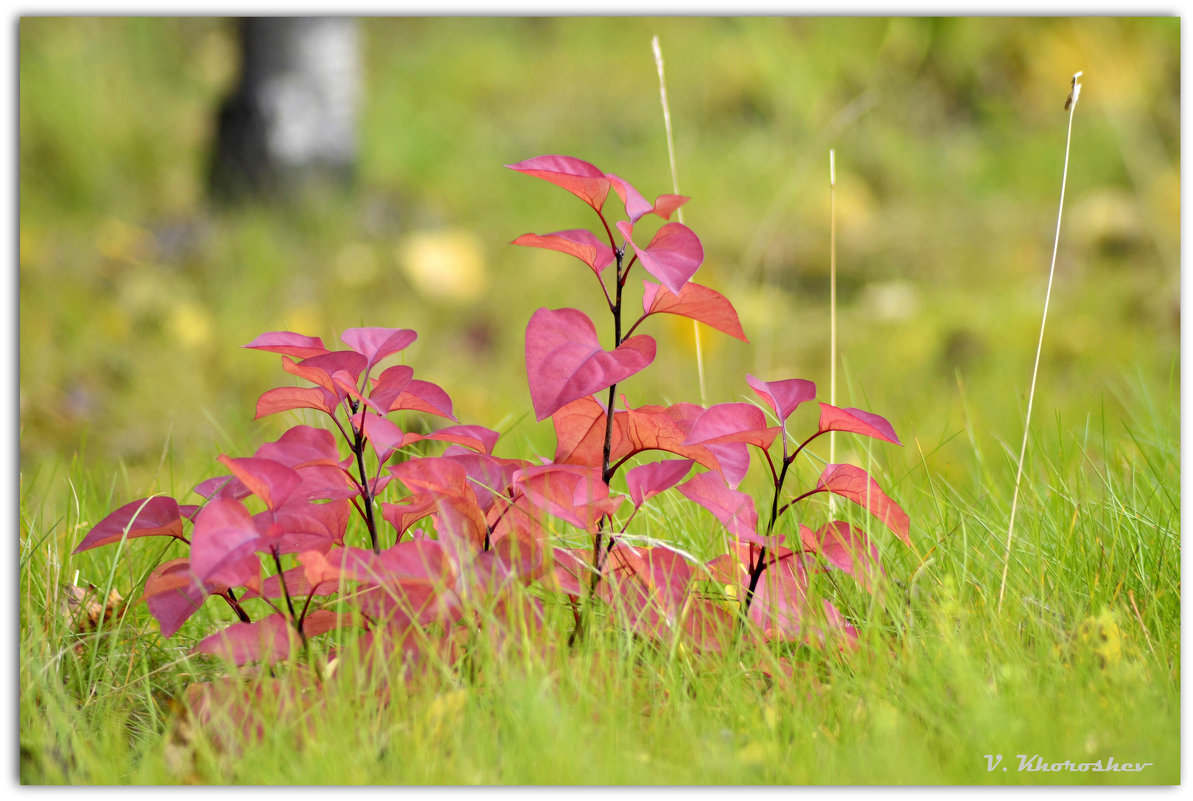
[[73, 496, 185, 554]]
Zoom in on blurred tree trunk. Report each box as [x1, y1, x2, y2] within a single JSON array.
[[209, 17, 361, 200]]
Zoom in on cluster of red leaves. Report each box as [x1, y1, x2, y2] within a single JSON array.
[[74, 156, 912, 734]]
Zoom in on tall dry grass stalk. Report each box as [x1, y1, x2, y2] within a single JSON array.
[[997, 71, 1083, 612], [651, 35, 706, 404], [829, 149, 838, 468]]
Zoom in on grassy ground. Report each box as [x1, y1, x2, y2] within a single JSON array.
[[18, 17, 1179, 785]]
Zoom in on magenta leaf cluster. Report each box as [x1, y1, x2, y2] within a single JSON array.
[[75, 154, 912, 717]]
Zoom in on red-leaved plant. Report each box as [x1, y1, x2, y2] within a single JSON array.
[[75, 155, 911, 733]]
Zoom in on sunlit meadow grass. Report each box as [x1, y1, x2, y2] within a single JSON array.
[[19, 367, 1178, 784]]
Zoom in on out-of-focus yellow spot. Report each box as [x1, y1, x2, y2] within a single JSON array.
[[95, 217, 156, 263], [285, 304, 324, 337], [334, 241, 379, 288], [167, 301, 214, 350], [397, 228, 487, 305]]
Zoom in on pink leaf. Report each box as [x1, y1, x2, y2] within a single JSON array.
[[514, 464, 623, 531], [625, 459, 694, 508], [650, 194, 689, 221], [617, 220, 703, 296], [443, 451, 527, 512], [359, 412, 410, 463], [641, 280, 748, 342], [281, 351, 367, 397], [189, 498, 262, 590], [258, 498, 351, 554], [142, 558, 218, 638], [243, 331, 328, 360], [339, 539, 455, 587], [390, 457, 471, 500], [684, 402, 779, 449], [388, 378, 456, 421], [192, 475, 249, 502], [74, 496, 185, 554], [799, 521, 885, 592], [746, 375, 817, 423], [605, 173, 654, 223], [367, 365, 415, 413], [253, 386, 338, 419], [551, 397, 719, 474], [422, 424, 501, 455], [512, 230, 615, 275], [683, 403, 780, 489], [195, 615, 294, 666], [291, 463, 361, 502], [676, 471, 761, 544], [816, 464, 911, 545], [817, 404, 903, 446], [340, 327, 418, 371], [381, 494, 438, 539], [254, 425, 342, 468], [506, 155, 611, 212], [525, 307, 655, 422], [216, 456, 303, 510]]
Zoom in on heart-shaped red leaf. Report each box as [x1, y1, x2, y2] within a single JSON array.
[[506, 155, 611, 212], [746, 375, 817, 423], [243, 331, 328, 360], [817, 404, 902, 446], [525, 307, 655, 422], [816, 464, 910, 545], [73, 496, 185, 554], [617, 220, 703, 296], [512, 230, 615, 275], [641, 280, 748, 342]]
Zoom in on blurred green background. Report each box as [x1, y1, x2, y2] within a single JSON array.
[[19, 17, 1179, 498]]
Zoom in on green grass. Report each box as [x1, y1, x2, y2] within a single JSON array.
[[19, 367, 1179, 784], [18, 16, 1179, 786]]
